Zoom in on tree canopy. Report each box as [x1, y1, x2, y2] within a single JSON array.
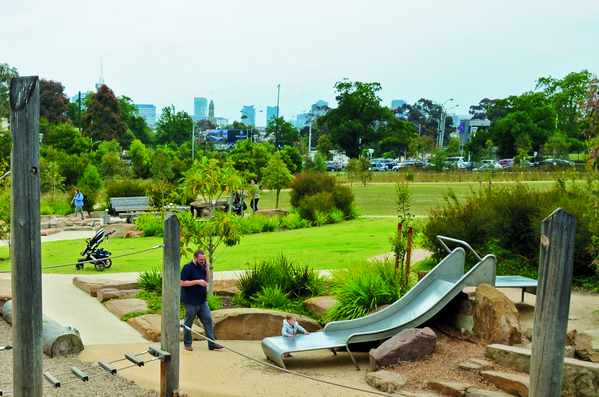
[[0, 63, 18, 121], [155, 105, 193, 146], [40, 79, 70, 124], [83, 85, 127, 142]]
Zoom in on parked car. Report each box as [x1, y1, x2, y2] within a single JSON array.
[[392, 160, 425, 171], [474, 160, 502, 171], [326, 162, 343, 172], [370, 163, 388, 172], [533, 158, 575, 167], [499, 159, 514, 168]]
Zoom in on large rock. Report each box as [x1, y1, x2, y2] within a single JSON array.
[[486, 344, 599, 397], [473, 283, 521, 345], [255, 209, 288, 217], [213, 279, 239, 296], [103, 223, 138, 238], [40, 228, 62, 236], [481, 370, 529, 397], [369, 327, 436, 370], [427, 381, 470, 397], [73, 276, 138, 297], [304, 296, 337, 321], [574, 330, 599, 362], [0, 278, 11, 311], [105, 298, 148, 320], [365, 371, 407, 393], [211, 308, 321, 340], [97, 288, 140, 303], [125, 314, 205, 342]]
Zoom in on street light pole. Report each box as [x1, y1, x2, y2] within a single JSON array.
[[435, 99, 454, 148], [275, 84, 280, 150]]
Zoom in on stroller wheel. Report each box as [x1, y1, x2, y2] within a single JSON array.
[[76, 263, 83, 270], [104, 258, 112, 269], [94, 261, 106, 272]]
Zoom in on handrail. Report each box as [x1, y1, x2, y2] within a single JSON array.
[[436, 235, 482, 261]]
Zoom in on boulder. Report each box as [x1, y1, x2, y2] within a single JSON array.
[[73, 276, 138, 297], [473, 283, 521, 345], [90, 211, 107, 218], [427, 381, 470, 397], [40, 228, 62, 236], [0, 278, 11, 311], [574, 330, 599, 362], [97, 288, 140, 303], [254, 209, 288, 217], [458, 358, 494, 378], [304, 296, 337, 320], [465, 389, 513, 397], [213, 279, 239, 296], [480, 370, 529, 397], [417, 270, 429, 281], [103, 223, 138, 238], [566, 329, 577, 346], [365, 371, 407, 393], [369, 327, 436, 370], [125, 314, 205, 342], [105, 298, 148, 320], [211, 308, 322, 340], [486, 343, 599, 397]]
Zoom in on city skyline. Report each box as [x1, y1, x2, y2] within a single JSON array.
[[2, 0, 597, 128]]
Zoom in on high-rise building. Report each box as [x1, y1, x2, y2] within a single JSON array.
[[209, 100, 215, 123], [135, 104, 157, 126], [214, 117, 228, 128], [391, 99, 407, 118], [194, 97, 208, 122], [313, 100, 328, 107], [295, 113, 308, 129], [266, 106, 279, 126], [241, 105, 256, 126]]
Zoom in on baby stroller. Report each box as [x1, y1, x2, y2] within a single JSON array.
[[231, 192, 247, 216], [76, 228, 116, 272]]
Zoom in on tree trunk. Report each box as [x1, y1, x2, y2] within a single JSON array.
[[2, 300, 84, 358]]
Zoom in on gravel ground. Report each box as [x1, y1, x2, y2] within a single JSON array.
[[0, 320, 158, 397]]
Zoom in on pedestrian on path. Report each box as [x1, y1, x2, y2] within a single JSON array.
[[71, 188, 85, 220]]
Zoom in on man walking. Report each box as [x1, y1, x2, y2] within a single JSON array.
[[180, 249, 223, 351], [71, 188, 85, 220]]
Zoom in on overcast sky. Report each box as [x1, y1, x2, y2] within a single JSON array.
[[2, 0, 598, 126]]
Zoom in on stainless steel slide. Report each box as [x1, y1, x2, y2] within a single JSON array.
[[261, 237, 537, 370]]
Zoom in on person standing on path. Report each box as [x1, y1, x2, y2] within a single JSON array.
[[71, 188, 85, 220], [250, 179, 260, 213], [180, 249, 223, 351]]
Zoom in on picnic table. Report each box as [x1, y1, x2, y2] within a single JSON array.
[[190, 200, 230, 217]]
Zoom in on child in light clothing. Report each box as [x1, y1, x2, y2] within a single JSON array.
[[282, 313, 310, 358]]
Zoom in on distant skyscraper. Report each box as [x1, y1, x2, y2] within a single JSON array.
[[295, 113, 308, 129], [214, 117, 228, 128], [313, 100, 328, 107], [135, 104, 157, 126], [208, 100, 215, 123], [266, 106, 278, 126], [241, 105, 256, 126], [194, 97, 208, 122], [391, 99, 407, 118]]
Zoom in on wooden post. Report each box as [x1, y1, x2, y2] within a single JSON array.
[[161, 215, 180, 397], [405, 227, 413, 287], [529, 208, 576, 397], [10, 76, 43, 396]]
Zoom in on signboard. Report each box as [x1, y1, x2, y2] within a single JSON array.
[[206, 129, 251, 144]]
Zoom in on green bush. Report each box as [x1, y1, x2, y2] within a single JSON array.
[[207, 294, 222, 311], [298, 192, 334, 223], [327, 259, 418, 321], [137, 268, 163, 294], [236, 255, 324, 304], [329, 208, 345, 224], [252, 285, 290, 309], [106, 179, 148, 199], [135, 213, 164, 237]]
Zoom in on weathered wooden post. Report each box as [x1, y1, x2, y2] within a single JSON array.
[[161, 214, 180, 397], [10, 76, 43, 396], [529, 208, 576, 397]]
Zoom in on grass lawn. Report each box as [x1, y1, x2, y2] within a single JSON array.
[[259, 181, 558, 216], [0, 218, 425, 274]]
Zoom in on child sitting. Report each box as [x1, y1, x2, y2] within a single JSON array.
[[281, 313, 310, 358]]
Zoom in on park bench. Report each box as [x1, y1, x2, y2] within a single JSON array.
[[109, 196, 152, 222]]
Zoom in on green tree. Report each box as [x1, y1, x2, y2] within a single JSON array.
[[151, 148, 175, 181], [345, 158, 359, 188], [84, 85, 127, 142], [99, 152, 123, 179], [357, 156, 372, 186], [378, 118, 418, 158], [0, 63, 18, 121], [316, 134, 333, 160], [318, 79, 393, 158], [514, 132, 532, 164], [313, 152, 327, 173], [543, 133, 570, 159], [128, 139, 151, 178], [155, 105, 193, 146], [407, 135, 435, 161], [41, 161, 65, 201], [179, 158, 244, 296], [281, 145, 302, 173], [265, 117, 300, 149], [44, 123, 92, 154], [228, 140, 273, 180], [78, 164, 103, 193], [261, 152, 294, 208]]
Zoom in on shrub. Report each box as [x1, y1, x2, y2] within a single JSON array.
[[298, 192, 334, 223], [312, 209, 328, 226], [327, 259, 419, 321], [329, 208, 345, 224], [136, 213, 164, 237], [289, 172, 337, 208], [106, 178, 148, 199], [137, 268, 163, 294], [252, 285, 290, 309], [280, 214, 304, 229], [207, 294, 222, 311]]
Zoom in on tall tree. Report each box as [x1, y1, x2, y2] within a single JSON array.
[[128, 139, 152, 178], [378, 117, 418, 157], [316, 134, 333, 160], [265, 117, 300, 149], [44, 123, 92, 154], [39, 79, 70, 124], [469, 98, 497, 120], [155, 105, 194, 146], [317, 79, 392, 158], [83, 85, 127, 142], [228, 140, 273, 181], [0, 63, 18, 121]]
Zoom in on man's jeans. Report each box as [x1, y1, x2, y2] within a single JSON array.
[[183, 302, 217, 349]]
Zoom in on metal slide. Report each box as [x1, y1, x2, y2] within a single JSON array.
[[262, 237, 535, 370]]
